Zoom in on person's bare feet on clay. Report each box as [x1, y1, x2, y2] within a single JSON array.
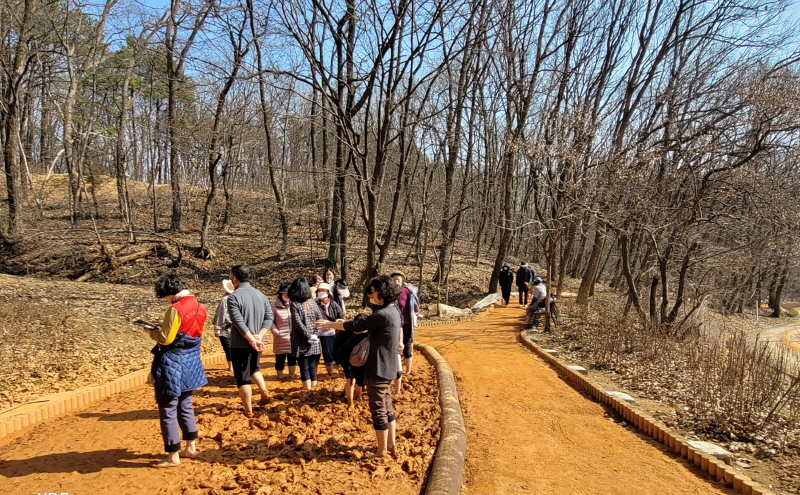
[[181, 440, 198, 459], [152, 452, 180, 468]]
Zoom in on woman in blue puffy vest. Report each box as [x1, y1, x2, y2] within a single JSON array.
[[145, 273, 208, 467]]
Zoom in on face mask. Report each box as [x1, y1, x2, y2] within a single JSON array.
[[317, 292, 329, 300]]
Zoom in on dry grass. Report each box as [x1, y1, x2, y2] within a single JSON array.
[[546, 290, 800, 457]]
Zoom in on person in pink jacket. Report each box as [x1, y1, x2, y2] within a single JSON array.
[[270, 283, 295, 381]]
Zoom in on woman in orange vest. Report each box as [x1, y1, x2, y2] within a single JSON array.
[[145, 273, 208, 467]]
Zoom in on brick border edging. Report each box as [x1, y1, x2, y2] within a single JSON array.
[[0, 351, 229, 441], [517, 333, 776, 495], [416, 342, 467, 495]]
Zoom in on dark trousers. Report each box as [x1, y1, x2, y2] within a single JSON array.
[[231, 347, 261, 387], [365, 376, 396, 430], [218, 335, 232, 362], [297, 354, 320, 381], [500, 286, 511, 304], [157, 390, 198, 453], [274, 353, 297, 371], [320, 335, 335, 364], [518, 287, 529, 305], [401, 323, 413, 359]]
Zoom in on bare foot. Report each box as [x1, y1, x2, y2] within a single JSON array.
[[257, 395, 269, 406], [180, 449, 198, 459], [152, 457, 180, 468]]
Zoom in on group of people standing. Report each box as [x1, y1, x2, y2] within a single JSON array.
[[141, 264, 420, 467], [498, 261, 549, 326]]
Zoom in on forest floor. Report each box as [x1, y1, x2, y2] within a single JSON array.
[[1, 173, 798, 493]]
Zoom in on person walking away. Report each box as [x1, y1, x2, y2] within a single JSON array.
[[227, 264, 273, 416], [498, 262, 514, 306], [271, 282, 296, 381], [288, 277, 324, 390], [516, 261, 535, 307], [316, 276, 401, 457], [316, 282, 344, 378], [213, 279, 235, 373], [390, 271, 419, 375], [146, 273, 207, 467]]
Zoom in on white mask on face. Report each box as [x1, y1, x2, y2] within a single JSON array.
[[317, 292, 329, 300]]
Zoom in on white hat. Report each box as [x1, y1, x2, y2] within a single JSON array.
[[222, 279, 235, 294], [317, 282, 332, 292]]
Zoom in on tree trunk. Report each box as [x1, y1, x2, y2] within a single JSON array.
[[576, 225, 605, 307], [771, 262, 789, 317]]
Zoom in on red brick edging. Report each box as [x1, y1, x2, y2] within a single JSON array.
[[0, 351, 229, 441], [518, 332, 776, 495]]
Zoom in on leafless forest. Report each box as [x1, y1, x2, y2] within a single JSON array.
[[2, 0, 800, 335]]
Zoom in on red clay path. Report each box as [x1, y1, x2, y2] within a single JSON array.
[[0, 305, 734, 495]]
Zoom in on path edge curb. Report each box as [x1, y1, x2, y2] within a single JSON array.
[[416, 342, 467, 495], [0, 351, 228, 441], [517, 332, 776, 495]]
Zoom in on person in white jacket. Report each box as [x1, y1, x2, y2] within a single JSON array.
[[525, 277, 547, 327], [213, 279, 235, 373]]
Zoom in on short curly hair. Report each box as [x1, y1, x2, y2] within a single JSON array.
[[365, 275, 400, 304], [154, 273, 188, 298]]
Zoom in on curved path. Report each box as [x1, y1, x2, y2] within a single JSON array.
[[415, 306, 732, 495], [0, 306, 738, 495], [755, 320, 800, 357]]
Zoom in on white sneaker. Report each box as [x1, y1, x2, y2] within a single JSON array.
[[519, 304, 525, 308]]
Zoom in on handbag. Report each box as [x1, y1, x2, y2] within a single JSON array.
[[350, 336, 370, 367]]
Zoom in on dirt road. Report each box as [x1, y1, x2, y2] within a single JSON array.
[[0, 357, 440, 495], [415, 305, 733, 495], [0, 305, 737, 495]]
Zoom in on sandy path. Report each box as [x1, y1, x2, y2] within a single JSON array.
[[415, 306, 733, 495]]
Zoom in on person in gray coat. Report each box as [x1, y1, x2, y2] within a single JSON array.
[[316, 275, 401, 457], [227, 264, 274, 416]]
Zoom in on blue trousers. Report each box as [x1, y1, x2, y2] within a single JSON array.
[[157, 390, 198, 453]]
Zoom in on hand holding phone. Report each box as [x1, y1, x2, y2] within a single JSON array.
[[133, 319, 158, 331]]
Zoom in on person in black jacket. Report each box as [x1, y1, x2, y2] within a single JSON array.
[[316, 276, 401, 457], [315, 282, 344, 378], [516, 261, 535, 307], [498, 262, 514, 305]]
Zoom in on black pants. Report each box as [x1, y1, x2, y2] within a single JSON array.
[[274, 353, 297, 371], [320, 335, 335, 364], [231, 347, 260, 388], [297, 354, 320, 382], [218, 335, 232, 362], [401, 323, 413, 359], [518, 287, 529, 305], [500, 286, 511, 304]]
